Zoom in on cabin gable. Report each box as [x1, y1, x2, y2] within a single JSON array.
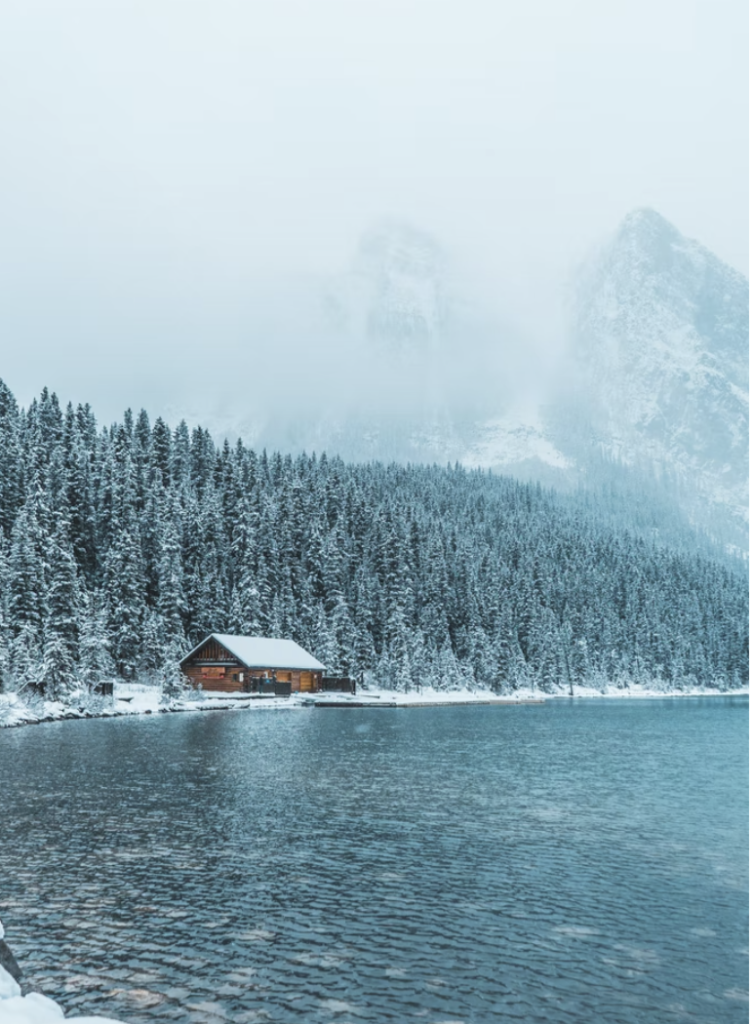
[[180, 637, 245, 691], [190, 637, 241, 666]]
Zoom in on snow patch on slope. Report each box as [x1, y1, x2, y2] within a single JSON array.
[[465, 405, 572, 471]]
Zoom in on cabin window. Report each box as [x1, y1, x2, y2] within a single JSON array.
[[232, 673, 238, 682]]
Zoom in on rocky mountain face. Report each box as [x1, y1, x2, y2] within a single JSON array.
[[225, 211, 748, 553], [561, 208, 748, 546]]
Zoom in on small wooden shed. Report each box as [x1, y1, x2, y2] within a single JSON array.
[[180, 634, 325, 693]]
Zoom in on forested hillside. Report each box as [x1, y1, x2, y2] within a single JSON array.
[[0, 381, 747, 698]]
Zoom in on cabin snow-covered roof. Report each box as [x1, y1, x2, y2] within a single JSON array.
[[182, 634, 325, 672]]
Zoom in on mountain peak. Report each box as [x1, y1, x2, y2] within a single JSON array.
[[580, 207, 747, 309], [607, 207, 688, 273], [620, 206, 677, 236]]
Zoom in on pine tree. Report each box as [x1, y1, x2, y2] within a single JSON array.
[[45, 515, 81, 664], [104, 529, 145, 678], [78, 593, 115, 692], [8, 496, 48, 641], [9, 626, 42, 694], [139, 609, 165, 683], [0, 380, 22, 539], [159, 643, 188, 705], [40, 632, 76, 701], [157, 515, 187, 644]]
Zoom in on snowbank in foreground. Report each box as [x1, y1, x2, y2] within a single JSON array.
[[0, 965, 122, 1024]]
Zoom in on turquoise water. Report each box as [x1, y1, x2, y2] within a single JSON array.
[[0, 697, 748, 1022]]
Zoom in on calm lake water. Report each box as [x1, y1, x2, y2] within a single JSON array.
[[0, 698, 748, 1023]]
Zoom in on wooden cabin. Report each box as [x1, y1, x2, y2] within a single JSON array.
[[180, 634, 325, 694]]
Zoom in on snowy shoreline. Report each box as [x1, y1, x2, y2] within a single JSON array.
[[0, 683, 747, 729]]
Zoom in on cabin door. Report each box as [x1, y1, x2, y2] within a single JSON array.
[[299, 672, 313, 692]]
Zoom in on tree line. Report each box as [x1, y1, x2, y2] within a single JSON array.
[[0, 381, 747, 699]]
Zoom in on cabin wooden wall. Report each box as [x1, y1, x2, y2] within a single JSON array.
[[180, 658, 322, 693], [242, 670, 321, 692], [182, 663, 245, 692], [275, 671, 317, 691]]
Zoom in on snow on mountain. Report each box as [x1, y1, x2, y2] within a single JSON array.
[[310, 210, 748, 546], [175, 209, 746, 550], [464, 404, 573, 473], [565, 208, 748, 536]]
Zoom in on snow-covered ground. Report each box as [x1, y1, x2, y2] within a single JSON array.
[[311, 685, 748, 706], [0, 682, 745, 729], [545, 684, 750, 699], [306, 689, 544, 706], [0, 684, 299, 728]]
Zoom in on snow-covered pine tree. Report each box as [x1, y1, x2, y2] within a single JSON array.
[[37, 514, 80, 699], [104, 528, 145, 679], [157, 513, 187, 646], [8, 494, 48, 645], [78, 592, 115, 692], [0, 379, 747, 703]]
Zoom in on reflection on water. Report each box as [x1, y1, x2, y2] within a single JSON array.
[[0, 698, 748, 1023]]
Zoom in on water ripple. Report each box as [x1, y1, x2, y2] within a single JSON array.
[[0, 698, 748, 1023]]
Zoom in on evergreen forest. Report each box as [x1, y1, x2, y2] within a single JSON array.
[[0, 381, 747, 699]]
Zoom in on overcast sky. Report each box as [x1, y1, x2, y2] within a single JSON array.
[[0, 0, 747, 424]]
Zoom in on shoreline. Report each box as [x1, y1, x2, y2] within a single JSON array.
[[0, 685, 747, 730]]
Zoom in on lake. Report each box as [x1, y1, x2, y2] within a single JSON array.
[[0, 698, 748, 1023]]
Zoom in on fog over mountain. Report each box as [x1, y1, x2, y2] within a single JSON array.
[[174, 209, 746, 553], [0, 2, 745, 556], [1, 2, 746, 425], [170, 218, 555, 451]]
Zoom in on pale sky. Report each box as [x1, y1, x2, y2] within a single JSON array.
[[0, 0, 747, 423]]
